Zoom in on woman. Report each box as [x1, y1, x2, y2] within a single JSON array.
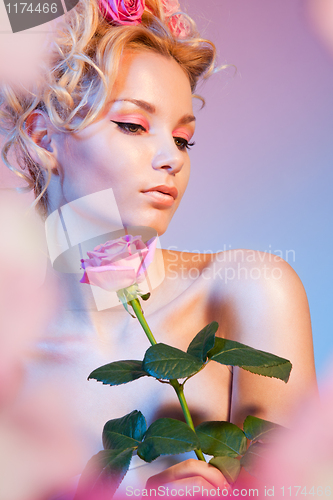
[[0, 0, 317, 495]]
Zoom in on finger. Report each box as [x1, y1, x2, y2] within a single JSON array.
[[146, 458, 227, 489], [163, 476, 231, 497]]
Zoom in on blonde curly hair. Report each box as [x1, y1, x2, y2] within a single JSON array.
[[0, 0, 217, 218]]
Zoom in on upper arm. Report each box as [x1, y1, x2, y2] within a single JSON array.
[[211, 250, 317, 427]]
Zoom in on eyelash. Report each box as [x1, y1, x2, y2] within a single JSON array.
[[174, 137, 195, 151], [111, 121, 195, 151]]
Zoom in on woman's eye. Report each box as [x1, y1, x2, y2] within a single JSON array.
[[111, 121, 146, 134], [174, 137, 195, 151]]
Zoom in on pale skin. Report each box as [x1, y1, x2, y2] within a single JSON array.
[[26, 50, 317, 491]]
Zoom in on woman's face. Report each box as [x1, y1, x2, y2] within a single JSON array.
[[52, 50, 195, 235]]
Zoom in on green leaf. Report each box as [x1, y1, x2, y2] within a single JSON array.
[[195, 421, 247, 458], [74, 448, 133, 499], [103, 410, 147, 451], [143, 344, 204, 380], [209, 456, 241, 484], [243, 415, 283, 443], [241, 363, 292, 382], [240, 442, 269, 477], [186, 322, 218, 362], [88, 360, 150, 386], [137, 418, 200, 463], [207, 338, 292, 383]]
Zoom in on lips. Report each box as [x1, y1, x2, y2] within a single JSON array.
[[142, 185, 178, 200], [141, 185, 178, 207]]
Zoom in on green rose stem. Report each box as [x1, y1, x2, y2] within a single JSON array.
[[130, 298, 158, 346], [169, 379, 206, 462], [129, 297, 206, 462]]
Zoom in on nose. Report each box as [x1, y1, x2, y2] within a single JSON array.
[[151, 136, 185, 175]]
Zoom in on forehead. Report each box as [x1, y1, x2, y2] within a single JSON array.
[[110, 50, 193, 116]]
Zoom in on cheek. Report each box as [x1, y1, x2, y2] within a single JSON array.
[[61, 153, 110, 201], [60, 137, 144, 203]]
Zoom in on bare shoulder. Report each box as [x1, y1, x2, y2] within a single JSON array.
[[161, 247, 312, 347], [162, 247, 305, 299], [208, 249, 317, 426], [205, 248, 313, 353], [207, 248, 307, 304]]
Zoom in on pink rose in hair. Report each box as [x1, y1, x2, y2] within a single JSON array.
[[161, 0, 180, 18], [98, 0, 145, 25], [168, 13, 191, 39], [80, 235, 156, 292]]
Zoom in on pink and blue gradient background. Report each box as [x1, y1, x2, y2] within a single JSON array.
[[1, 0, 332, 382]]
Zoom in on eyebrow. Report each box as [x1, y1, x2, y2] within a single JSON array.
[[113, 98, 196, 125]]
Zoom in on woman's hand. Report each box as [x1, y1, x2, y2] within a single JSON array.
[[146, 459, 230, 496]]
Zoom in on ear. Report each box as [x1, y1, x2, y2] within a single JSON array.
[[25, 111, 59, 174]]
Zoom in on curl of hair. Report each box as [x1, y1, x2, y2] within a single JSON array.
[[0, 0, 217, 217]]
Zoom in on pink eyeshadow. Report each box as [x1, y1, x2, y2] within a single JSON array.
[[172, 127, 192, 142], [109, 113, 149, 129]]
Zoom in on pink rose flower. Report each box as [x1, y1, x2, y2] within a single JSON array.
[[80, 235, 157, 292], [98, 0, 145, 25], [161, 0, 180, 18], [168, 13, 191, 39]]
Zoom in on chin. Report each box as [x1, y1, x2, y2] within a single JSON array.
[[123, 221, 168, 237], [122, 212, 173, 237]]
